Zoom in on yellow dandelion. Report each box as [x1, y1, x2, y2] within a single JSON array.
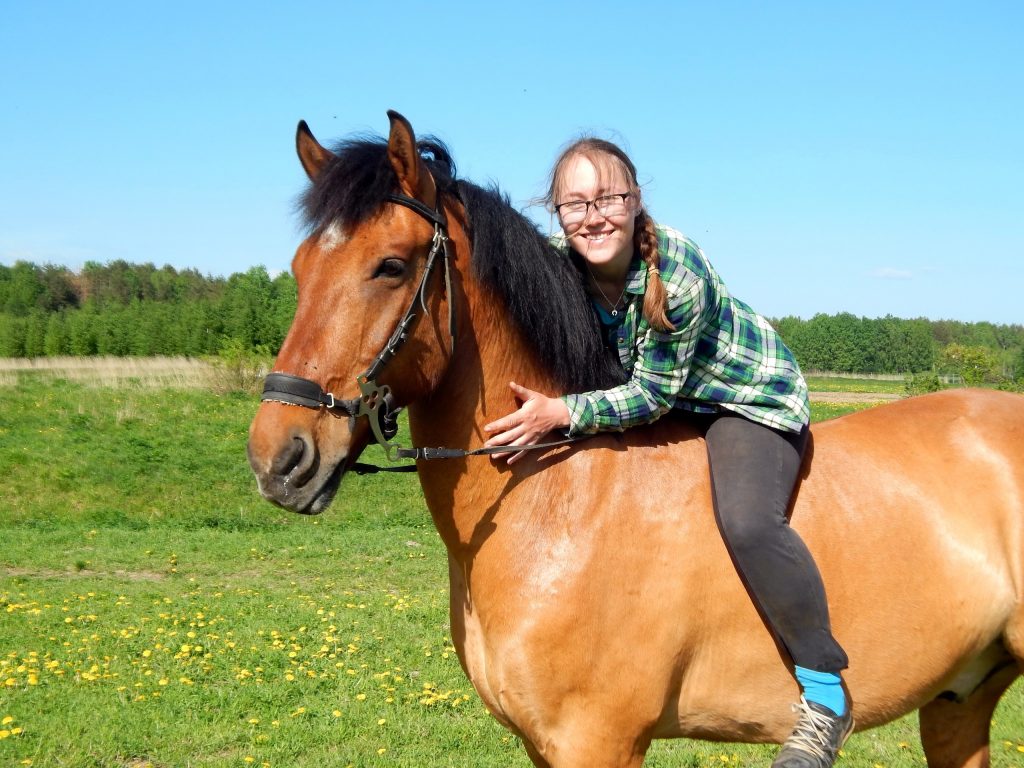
[[248, 718, 260, 725], [377, 718, 386, 725], [377, 748, 387, 755], [1, 717, 13, 725], [332, 710, 342, 718], [0, 730, 10, 739], [244, 757, 255, 764], [355, 693, 366, 701]]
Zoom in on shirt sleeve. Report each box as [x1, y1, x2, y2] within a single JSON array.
[[561, 274, 712, 435]]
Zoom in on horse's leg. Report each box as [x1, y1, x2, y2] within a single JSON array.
[[522, 729, 650, 768], [918, 663, 1019, 768], [523, 740, 552, 768]]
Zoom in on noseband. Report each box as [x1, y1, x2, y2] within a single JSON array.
[[261, 192, 455, 459]]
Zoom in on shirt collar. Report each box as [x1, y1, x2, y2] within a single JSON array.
[[624, 253, 648, 297]]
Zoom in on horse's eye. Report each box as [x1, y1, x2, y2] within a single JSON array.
[[374, 258, 407, 279]]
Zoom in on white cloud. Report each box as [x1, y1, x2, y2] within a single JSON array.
[[868, 267, 913, 280]]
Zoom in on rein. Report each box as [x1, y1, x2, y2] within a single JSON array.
[[260, 191, 587, 474]]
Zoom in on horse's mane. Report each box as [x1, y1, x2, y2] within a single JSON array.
[[298, 136, 627, 393]]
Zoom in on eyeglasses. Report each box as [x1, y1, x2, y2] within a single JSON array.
[[554, 193, 632, 226]]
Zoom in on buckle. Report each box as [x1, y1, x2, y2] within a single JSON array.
[[323, 392, 336, 409]]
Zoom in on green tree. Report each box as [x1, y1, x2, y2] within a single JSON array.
[[43, 312, 69, 356], [0, 262, 45, 316], [220, 266, 276, 350], [0, 315, 26, 356], [1014, 348, 1024, 382], [938, 344, 1000, 386], [66, 307, 98, 355], [23, 310, 48, 357], [269, 271, 297, 351]]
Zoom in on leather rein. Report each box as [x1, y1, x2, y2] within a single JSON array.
[[260, 191, 584, 474]]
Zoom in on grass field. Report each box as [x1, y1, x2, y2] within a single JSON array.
[[2, 369, 1022, 767]]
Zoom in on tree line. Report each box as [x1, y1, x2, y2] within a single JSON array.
[[0, 260, 295, 358], [1, 260, 1022, 387], [773, 313, 1024, 387]]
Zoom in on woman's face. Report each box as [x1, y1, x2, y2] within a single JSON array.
[[555, 153, 638, 273]]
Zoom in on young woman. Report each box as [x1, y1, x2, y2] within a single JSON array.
[[483, 138, 853, 768]]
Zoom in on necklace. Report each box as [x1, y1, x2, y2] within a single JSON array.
[[588, 270, 627, 316]]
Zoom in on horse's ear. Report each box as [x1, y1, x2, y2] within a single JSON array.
[[296, 120, 334, 181], [386, 110, 436, 206]]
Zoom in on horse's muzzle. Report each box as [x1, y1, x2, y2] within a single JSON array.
[[247, 406, 354, 515]]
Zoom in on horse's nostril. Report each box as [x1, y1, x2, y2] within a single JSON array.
[[271, 436, 305, 477], [277, 434, 319, 489]]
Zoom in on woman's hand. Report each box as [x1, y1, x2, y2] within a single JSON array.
[[483, 382, 571, 465]]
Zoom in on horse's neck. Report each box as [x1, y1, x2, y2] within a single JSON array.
[[406, 276, 562, 555]]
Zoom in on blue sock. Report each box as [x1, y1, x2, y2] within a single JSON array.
[[794, 665, 846, 716]]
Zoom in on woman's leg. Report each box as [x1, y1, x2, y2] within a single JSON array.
[[703, 413, 847, 674]]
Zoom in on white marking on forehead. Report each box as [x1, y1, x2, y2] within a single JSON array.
[[318, 222, 348, 250]]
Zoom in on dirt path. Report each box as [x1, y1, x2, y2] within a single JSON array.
[[808, 391, 902, 403]]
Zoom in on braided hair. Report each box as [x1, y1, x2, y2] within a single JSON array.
[[545, 138, 675, 332]]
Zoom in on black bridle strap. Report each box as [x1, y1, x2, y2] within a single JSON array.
[[392, 435, 590, 461], [262, 372, 358, 415], [385, 193, 446, 229], [387, 193, 457, 361], [347, 435, 591, 474]]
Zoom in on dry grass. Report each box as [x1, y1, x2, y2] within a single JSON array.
[[0, 356, 215, 389]]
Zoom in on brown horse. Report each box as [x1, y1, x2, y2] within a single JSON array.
[[248, 111, 1024, 768]]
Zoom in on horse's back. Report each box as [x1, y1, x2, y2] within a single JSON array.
[[606, 388, 1024, 730], [800, 388, 1024, 538]]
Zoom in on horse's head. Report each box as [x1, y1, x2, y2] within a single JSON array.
[[248, 111, 458, 514]]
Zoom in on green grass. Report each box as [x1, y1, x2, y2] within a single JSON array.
[[2, 377, 1023, 767]]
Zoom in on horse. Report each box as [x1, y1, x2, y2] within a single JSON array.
[[247, 111, 1024, 768]]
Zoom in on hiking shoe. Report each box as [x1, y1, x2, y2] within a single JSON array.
[[771, 696, 854, 768]]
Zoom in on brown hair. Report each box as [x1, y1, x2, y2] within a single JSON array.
[[545, 138, 675, 332]]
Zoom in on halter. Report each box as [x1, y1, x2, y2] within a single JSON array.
[[261, 190, 586, 471], [262, 192, 454, 458]]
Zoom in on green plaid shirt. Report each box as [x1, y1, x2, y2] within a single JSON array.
[[561, 226, 809, 435]]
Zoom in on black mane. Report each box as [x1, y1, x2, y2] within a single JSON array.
[[298, 135, 626, 393]]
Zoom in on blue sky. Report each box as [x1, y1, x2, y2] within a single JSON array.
[[2, 1, 1020, 323]]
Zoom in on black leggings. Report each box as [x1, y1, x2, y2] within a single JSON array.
[[694, 412, 848, 673]]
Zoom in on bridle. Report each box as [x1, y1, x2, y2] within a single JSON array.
[[261, 191, 454, 460], [261, 189, 586, 472]]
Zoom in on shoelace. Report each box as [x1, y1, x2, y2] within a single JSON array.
[[785, 697, 840, 761]]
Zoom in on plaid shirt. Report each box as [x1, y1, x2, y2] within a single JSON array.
[[561, 226, 810, 434]]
